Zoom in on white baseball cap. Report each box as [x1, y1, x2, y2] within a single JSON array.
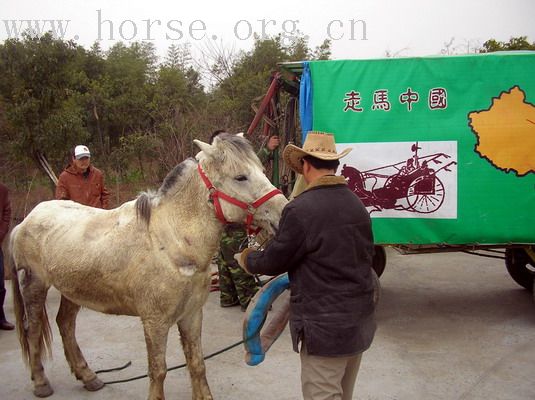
[[74, 145, 91, 159]]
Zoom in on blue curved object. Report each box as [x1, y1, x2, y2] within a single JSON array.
[[299, 61, 313, 141], [243, 273, 290, 366]]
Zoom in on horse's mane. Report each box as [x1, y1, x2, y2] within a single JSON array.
[[134, 134, 261, 226], [159, 159, 194, 196], [135, 158, 196, 225]]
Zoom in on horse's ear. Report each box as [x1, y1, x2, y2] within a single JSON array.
[[236, 132, 245, 138], [193, 139, 214, 156]]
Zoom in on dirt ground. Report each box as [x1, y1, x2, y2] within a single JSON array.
[[1, 248, 534, 400]]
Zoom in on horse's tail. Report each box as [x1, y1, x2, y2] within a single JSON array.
[[8, 229, 53, 366]]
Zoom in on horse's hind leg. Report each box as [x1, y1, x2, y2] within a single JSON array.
[[20, 272, 53, 397], [178, 310, 213, 400], [56, 295, 104, 392]]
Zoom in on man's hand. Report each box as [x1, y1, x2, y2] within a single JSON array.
[[233, 251, 247, 270], [234, 248, 254, 274], [267, 135, 280, 151]]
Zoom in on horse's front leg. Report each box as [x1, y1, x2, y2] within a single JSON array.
[[178, 308, 213, 400], [142, 319, 171, 400]]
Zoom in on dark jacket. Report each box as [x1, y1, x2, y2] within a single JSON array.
[[245, 175, 376, 357], [56, 165, 110, 209], [0, 183, 11, 245]]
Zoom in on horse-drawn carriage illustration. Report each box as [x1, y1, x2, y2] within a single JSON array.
[[341, 142, 457, 214]]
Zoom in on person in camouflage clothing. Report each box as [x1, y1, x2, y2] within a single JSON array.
[[217, 224, 257, 309], [210, 130, 280, 310]]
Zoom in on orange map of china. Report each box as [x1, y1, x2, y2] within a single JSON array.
[[468, 86, 535, 176]]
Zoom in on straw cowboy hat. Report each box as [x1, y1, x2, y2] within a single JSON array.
[[282, 131, 352, 174]]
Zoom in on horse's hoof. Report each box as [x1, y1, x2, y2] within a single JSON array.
[[84, 377, 105, 392], [33, 383, 54, 398]]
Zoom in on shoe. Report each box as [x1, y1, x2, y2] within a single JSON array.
[[0, 320, 14, 330], [220, 300, 240, 308]]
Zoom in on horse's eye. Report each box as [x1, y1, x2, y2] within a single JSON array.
[[235, 175, 248, 182]]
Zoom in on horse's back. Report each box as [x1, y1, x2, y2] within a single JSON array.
[[11, 200, 135, 271], [11, 199, 148, 311], [18, 199, 137, 232], [13, 200, 102, 250]]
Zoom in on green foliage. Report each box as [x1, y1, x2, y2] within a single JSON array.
[[165, 43, 192, 71], [95, 42, 157, 150], [0, 33, 89, 171], [0, 32, 331, 187], [480, 36, 535, 53], [313, 39, 332, 60], [109, 131, 159, 179], [209, 34, 332, 130]]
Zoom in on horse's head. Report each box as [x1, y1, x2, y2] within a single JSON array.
[[194, 133, 287, 235]]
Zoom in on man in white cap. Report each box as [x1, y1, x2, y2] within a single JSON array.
[[56, 145, 110, 209], [236, 131, 376, 400]]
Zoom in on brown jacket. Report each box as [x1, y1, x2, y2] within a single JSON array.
[[0, 183, 11, 245], [56, 165, 110, 209]]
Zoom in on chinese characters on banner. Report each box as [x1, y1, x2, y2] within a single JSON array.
[[343, 87, 448, 112]]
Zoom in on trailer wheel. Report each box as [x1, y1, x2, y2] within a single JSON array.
[[372, 245, 386, 277], [505, 247, 535, 292]]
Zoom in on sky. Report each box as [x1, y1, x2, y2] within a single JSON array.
[[2, 0, 535, 62]]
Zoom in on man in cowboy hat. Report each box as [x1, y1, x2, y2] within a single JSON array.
[[236, 131, 376, 400]]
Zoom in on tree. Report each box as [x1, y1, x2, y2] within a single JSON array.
[[0, 33, 89, 173], [165, 43, 192, 72], [208, 34, 332, 130], [312, 39, 332, 60], [0, 30, 330, 191], [147, 64, 207, 172], [97, 42, 158, 150], [480, 36, 535, 53]]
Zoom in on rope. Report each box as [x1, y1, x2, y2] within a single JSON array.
[[95, 361, 132, 374], [99, 339, 246, 385]]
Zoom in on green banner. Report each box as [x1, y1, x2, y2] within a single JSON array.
[[307, 53, 535, 245]]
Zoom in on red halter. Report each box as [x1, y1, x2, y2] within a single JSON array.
[[197, 164, 283, 235]]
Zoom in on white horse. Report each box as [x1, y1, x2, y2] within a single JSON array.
[[8, 133, 287, 400]]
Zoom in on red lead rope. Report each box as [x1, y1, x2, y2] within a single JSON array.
[[197, 164, 283, 234]]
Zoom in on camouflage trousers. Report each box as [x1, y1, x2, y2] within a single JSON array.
[[217, 256, 259, 310]]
